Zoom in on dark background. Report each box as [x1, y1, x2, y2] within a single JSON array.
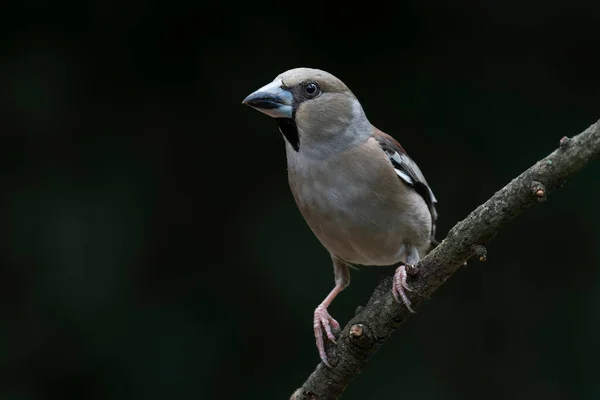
[[1, 1, 600, 399]]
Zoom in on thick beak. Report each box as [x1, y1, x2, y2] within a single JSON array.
[[242, 79, 293, 119]]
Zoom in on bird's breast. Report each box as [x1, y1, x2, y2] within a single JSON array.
[[285, 138, 431, 266]]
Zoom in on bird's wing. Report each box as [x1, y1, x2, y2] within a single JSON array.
[[373, 127, 438, 240]]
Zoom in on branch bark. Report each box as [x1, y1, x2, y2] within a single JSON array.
[[291, 120, 600, 400]]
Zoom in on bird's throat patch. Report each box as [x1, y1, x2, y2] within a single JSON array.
[[276, 118, 300, 152]]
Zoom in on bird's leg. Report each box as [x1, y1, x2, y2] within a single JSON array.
[[392, 245, 420, 313], [314, 255, 350, 367]]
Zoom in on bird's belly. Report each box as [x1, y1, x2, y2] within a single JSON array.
[[290, 173, 430, 266]]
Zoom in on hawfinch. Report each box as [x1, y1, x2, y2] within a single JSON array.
[[243, 68, 438, 366]]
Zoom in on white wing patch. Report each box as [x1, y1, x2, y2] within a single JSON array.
[[389, 150, 438, 206], [394, 168, 414, 184], [390, 151, 402, 164], [390, 151, 414, 185]]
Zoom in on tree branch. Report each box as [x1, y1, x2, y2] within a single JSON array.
[[291, 120, 600, 400]]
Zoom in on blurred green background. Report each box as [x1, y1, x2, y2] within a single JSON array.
[[1, 2, 600, 399]]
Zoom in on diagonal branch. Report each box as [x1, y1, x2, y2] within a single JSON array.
[[291, 120, 600, 400]]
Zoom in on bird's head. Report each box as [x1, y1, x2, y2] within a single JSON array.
[[243, 68, 371, 158]]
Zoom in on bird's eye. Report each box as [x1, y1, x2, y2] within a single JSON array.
[[304, 82, 320, 97]]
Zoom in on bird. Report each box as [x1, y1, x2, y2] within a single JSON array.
[[242, 68, 438, 366]]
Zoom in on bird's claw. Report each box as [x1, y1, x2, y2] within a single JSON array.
[[314, 306, 340, 366], [392, 264, 416, 313]]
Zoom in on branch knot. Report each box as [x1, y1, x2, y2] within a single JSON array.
[[531, 180, 547, 202], [471, 244, 487, 262]]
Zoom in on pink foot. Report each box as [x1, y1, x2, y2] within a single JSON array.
[[313, 306, 340, 367], [392, 264, 416, 313]]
